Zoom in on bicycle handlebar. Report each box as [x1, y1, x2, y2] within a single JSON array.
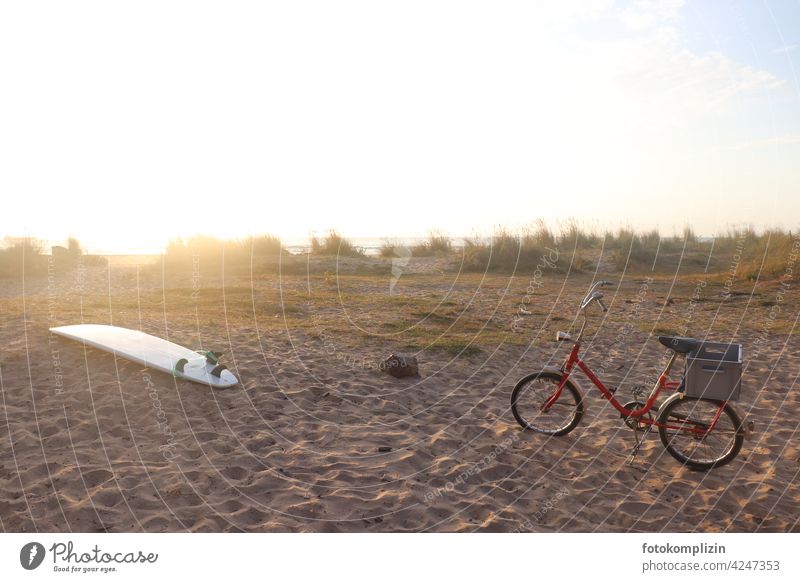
[[580, 280, 615, 312], [572, 281, 615, 341]]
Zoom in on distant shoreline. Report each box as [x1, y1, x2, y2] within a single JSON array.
[[4, 234, 721, 257]]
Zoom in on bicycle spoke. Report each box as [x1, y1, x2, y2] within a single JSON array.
[[662, 399, 739, 465], [512, 374, 582, 435]]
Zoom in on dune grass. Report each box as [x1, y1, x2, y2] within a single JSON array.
[[737, 229, 799, 280], [379, 240, 400, 258], [381, 232, 453, 258], [311, 231, 365, 257], [0, 236, 113, 277], [453, 222, 799, 279], [0, 237, 46, 276], [4, 224, 798, 281], [412, 231, 453, 256], [165, 234, 285, 265], [462, 223, 572, 273]]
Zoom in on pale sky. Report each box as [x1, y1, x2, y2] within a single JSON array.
[[1, 1, 799, 251]]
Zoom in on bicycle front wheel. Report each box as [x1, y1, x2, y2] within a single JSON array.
[[511, 372, 584, 436], [657, 395, 744, 470]]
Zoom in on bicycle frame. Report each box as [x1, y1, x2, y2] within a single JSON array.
[[543, 340, 727, 435]]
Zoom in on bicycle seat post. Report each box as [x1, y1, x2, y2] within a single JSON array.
[[661, 351, 679, 379]]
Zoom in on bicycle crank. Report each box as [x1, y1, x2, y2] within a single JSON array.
[[621, 400, 652, 432]]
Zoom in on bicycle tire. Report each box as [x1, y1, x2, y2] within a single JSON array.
[[657, 394, 744, 470], [511, 372, 584, 436]]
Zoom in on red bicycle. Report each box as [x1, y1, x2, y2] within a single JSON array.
[[511, 281, 747, 470]]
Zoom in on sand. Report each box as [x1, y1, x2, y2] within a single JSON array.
[[1, 255, 798, 532]]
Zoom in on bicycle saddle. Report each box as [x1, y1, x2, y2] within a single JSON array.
[[658, 336, 700, 354]]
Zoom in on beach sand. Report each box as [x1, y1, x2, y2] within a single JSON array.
[[1, 255, 798, 532]]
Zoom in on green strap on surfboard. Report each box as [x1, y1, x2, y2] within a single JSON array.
[[196, 350, 221, 365], [173, 352, 220, 377]]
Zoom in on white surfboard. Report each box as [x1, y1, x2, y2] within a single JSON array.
[[49, 324, 238, 388]]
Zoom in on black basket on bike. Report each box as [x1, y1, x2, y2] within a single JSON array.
[[684, 341, 743, 401]]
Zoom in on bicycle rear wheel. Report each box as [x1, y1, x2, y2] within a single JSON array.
[[657, 395, 744, 470], [511, 372, 584, 436]]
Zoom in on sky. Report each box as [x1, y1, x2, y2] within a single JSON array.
[[1, 0, 799, 252]]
